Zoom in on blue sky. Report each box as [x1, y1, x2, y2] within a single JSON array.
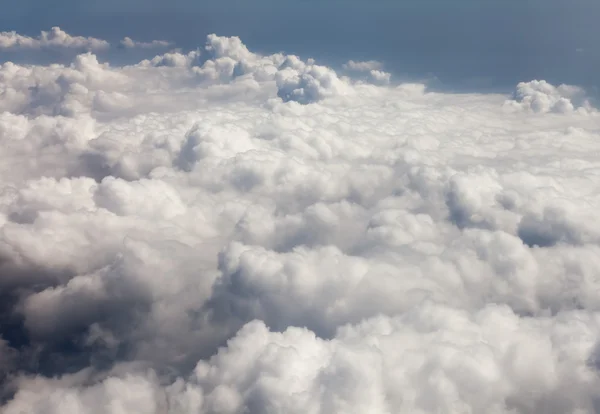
[[1, 0, 599, 92]]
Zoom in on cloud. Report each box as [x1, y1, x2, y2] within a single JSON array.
[[0, 27, 110, 51], [343, 60, 383, 72], [505, 80, 593, 114], [0, 27, 174, 54], [6, 306, 600, 413], [1, 28, 600, 413], [119, 37, 172, 49], [343, 60, 390, 85], [368, 69, 391, 85]]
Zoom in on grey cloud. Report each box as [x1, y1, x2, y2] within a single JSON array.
[[119, 37, 172, 49]]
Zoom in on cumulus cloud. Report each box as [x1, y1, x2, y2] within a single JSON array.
[[6, 307, 600, 413], [0, 27, 109, 51], [505, 80, 593, 114], [1, 29, 600, 413], [0, 27, 173, 53], [343, 60, 390, 85]]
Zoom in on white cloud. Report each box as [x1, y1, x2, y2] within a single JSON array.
[[343, 60, 384, 72], [343, 60, 390, 85], [6, 306, 600, 413], [505, 80, 593, 114], [369, 69, 391, 85], [119, 37, 172, 49], [0, 27, 174, 53], [0, 27, 109, 51], [1, 28, 600, 413], [275, 56, 355, 103]]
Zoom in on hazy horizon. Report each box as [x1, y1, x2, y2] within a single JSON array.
[[2, 0, 599, 93]]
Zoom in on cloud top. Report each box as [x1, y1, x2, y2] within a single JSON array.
[[0, 28, 599, 414]]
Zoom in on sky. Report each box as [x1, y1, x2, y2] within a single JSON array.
[[1, 0, 600, 92], [1, 1, 600, 413]]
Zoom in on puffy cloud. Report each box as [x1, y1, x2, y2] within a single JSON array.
[[0, 27, 173, 55], [0, 27, 109, 51], [276, 56, 355, 103], [505, 80, 593, 114], [1, 29, 600, 414], [343, 60, 390, 85], [6, 305, 600, 413], [368, 69, 391, 85]]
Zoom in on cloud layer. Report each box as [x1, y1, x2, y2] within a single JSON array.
[[1, 28, 600, 413]]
